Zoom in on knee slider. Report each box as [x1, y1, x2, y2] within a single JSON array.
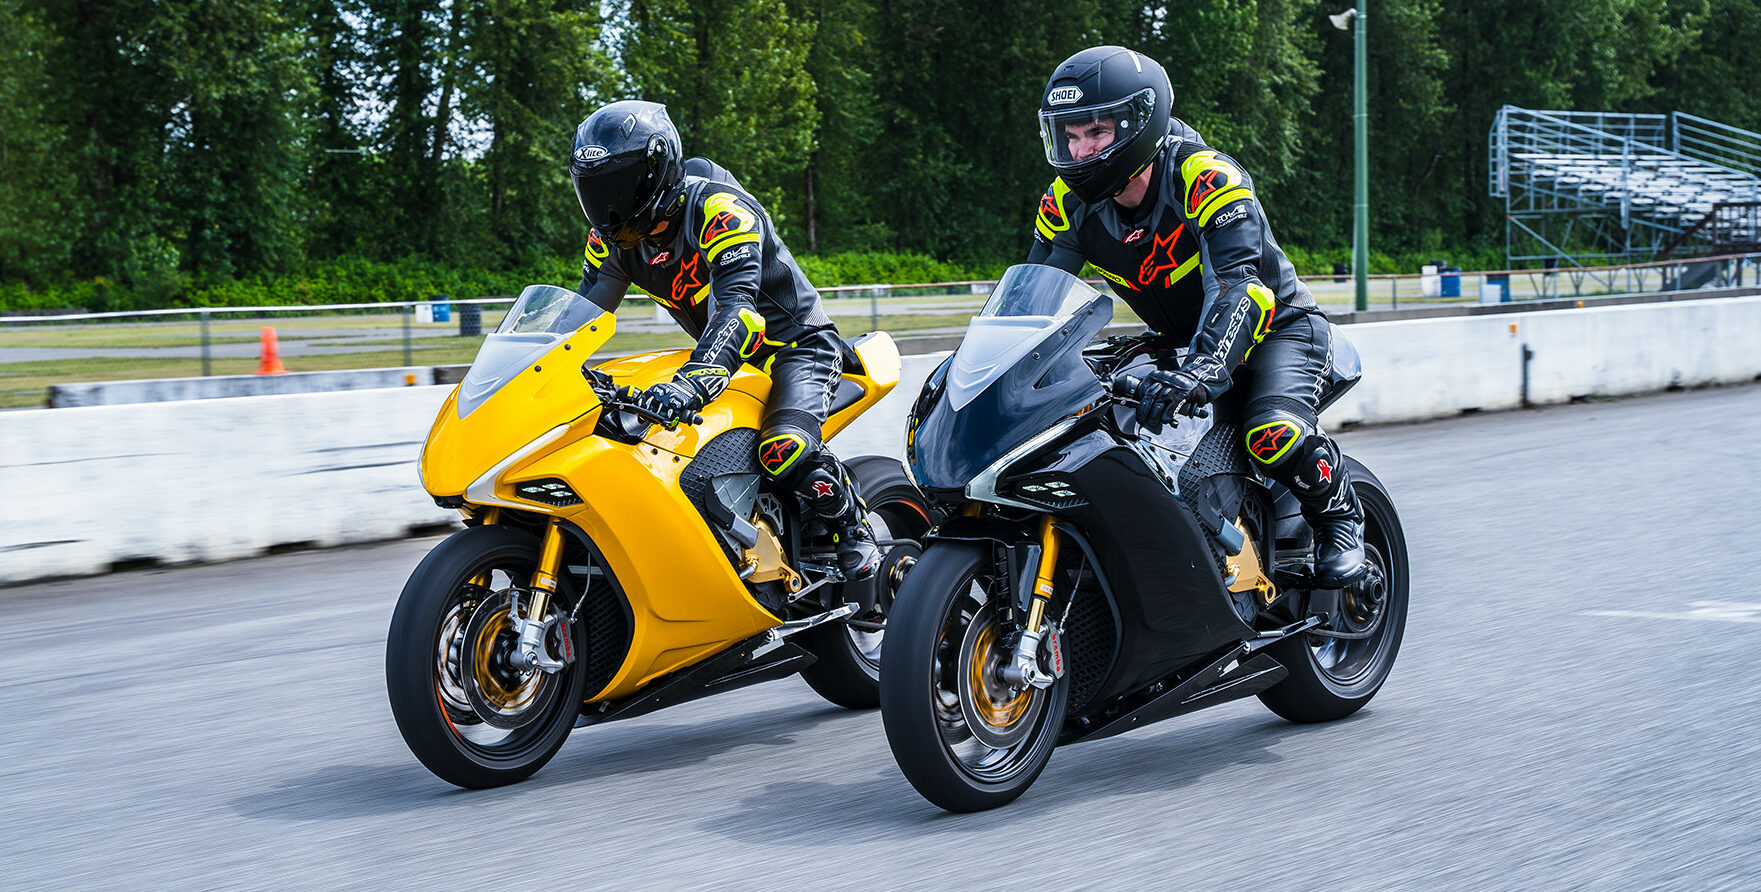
[[757, 421, 821, 483], [1286, 433, 1344, 498]]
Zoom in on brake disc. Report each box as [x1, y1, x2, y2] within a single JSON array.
[[459, 590, 563, 730]]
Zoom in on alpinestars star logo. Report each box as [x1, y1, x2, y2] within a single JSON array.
[[1138, 225, 1189, 286], [670, 254, 703, 306], [1317, 458, 1333, 483], [1249, 423, 1294, 461], [760, 437, 800, 473], [649, 251, 670, 266], [1123, 227, 1146, 245], [1038, 193, 1065, 227], [812, 481, 835, 497]]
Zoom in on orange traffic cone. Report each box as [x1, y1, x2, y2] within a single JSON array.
[[256, 326, 287, 375]]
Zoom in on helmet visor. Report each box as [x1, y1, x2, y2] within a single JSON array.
[[572, 153, 660, 249], [1038, 88, 1159, 169]]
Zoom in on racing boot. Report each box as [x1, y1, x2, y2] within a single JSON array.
[[1265, 427, 1368, 588], [1303, 469, 1368, 589], [796, 453, 880, 580]]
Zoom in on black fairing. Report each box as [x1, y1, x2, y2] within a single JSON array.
[[907, 284, 1111, 494], [1005, 431, 1252, 703]]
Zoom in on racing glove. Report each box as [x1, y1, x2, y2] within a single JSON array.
[[1135, 368, 1211, 433], [636, 380, 703, 428]]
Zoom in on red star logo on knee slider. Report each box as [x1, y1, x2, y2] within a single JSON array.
[[812, 481, 835, 497], [1317, 459, 1333, 483]]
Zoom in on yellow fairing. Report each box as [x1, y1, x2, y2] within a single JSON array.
[[422, 324, 901, 704], [510, 405, 781, 700], [420, 317, 616, 498]]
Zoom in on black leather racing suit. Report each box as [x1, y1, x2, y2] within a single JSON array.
[[1026, 118, 1360, 539], [576, 157, 851, 496]]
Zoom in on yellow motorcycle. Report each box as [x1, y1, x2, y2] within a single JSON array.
[[386, 285, 932, 788]]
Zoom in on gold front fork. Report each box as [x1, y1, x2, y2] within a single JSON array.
[[1025, 514, 1061, 634], [525, 519, 567, 621]]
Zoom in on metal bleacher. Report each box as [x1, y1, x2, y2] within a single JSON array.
[[1489, 107, 1761, 268]]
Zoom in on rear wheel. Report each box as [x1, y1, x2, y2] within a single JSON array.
[[1260, 460, 1408, 723], [798, 457, 933, 708], [880, 541, 1067, 812], [385, 524, 588, 788]]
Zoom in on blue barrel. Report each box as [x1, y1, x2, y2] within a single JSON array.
[[1487, 274, 1510, 302], [430, 299, 451, 323], [1441, 267, 1462, 298]]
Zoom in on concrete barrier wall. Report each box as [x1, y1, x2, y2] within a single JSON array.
[[3, 296, 1758, 585], [48, 367, 437, 408]]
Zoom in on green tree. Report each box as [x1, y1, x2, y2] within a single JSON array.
[[297, 0, 377, 260], [790, 0, 883, 252], [29, 0, 180, 289], [1276, 0, 1452, 256], [465, 0, 617, 267], [622, 0, 818, 238], [1646, 0, 1761, 129], [860, 0, 1116, 263], [0, 1, 81, 285], [157, 0, 313, 282]]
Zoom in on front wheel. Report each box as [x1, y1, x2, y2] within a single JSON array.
[[880, 541, 1067, 812], [385, 524, 588, 788], [1260, 459, 1409, 723], [798, 456, 933, 709]]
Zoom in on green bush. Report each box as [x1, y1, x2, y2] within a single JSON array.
[[0, 255, 586, 312], [795, 251, 1006, 287]]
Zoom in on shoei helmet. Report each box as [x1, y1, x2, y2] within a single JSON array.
[[570, 100, 686, 249], [1038, 46, 1172, 204]]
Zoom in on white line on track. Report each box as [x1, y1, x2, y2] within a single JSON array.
[[1585, 601, 1761, 624]]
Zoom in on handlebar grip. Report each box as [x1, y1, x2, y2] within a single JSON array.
[[1112, 374, 1143, 399]]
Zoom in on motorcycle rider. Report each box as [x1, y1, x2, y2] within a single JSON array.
[[568, 100, 879, 579], [1026, 46, 1369, 587]]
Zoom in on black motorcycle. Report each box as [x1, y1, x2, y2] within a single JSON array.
[[879, 264, 1409, 812]]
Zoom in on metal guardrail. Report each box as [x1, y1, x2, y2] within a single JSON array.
[[1673, 112, 1761, 178], [4, 253, 1759, 409]]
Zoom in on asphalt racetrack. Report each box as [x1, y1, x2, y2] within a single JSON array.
[[5, 384, 1759, 890]]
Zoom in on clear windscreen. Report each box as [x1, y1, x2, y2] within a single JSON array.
[[979, 264, 1106, 319], [497, 284, 604, 335], [457, 285, 605, 417]]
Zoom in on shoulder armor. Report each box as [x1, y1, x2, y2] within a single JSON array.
[[584, 228, 611, 269], [699, 191, 761, 260], [1035, 178, 1075, 241], [1179, 150, 1255, 226]]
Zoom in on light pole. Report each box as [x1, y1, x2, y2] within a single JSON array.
[[1331, 5, 1368, 311]]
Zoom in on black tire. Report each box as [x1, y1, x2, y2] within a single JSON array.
[[385, 524, 588, 788], [1259, 459, 1409, 723], [880, 540, 1068, 812], [798, 456, 933, 709]]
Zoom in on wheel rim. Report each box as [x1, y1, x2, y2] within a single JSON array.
[[1309, 494, 1404, 687], [930, 572, 1056, 783], [430, 558, 577, 759]]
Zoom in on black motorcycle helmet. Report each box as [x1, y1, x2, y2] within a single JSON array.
[[570, 100, 686, 249], [1037, 46, 1173, 205]]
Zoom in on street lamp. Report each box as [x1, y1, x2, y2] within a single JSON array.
[[1332, 5, 1368, 312]]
